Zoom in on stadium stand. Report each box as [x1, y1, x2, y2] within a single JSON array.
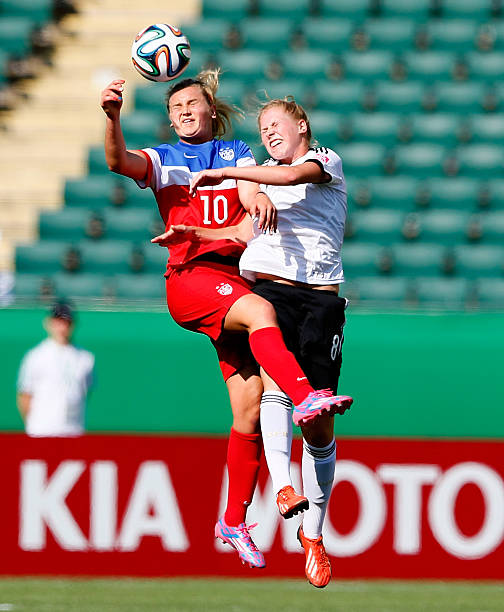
[[5, 0, 504, 309]]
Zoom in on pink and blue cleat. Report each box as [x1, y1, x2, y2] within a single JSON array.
[[293, 389, 353, 426], [215, 517, 266, 569]]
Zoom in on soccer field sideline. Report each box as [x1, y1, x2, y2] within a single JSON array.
[[1, 578, 504, 612]]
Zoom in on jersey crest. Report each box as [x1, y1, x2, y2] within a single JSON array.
[[219, 147, 235, 161]]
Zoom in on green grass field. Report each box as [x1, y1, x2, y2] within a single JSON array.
[[0, 578, 503, 612]]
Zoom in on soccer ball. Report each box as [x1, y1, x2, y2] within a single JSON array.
[[131, 23, 191, 82]]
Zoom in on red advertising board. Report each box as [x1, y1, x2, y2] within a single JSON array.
[[1, 433, 503, 579]]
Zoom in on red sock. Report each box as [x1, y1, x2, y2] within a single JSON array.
[[224, 428, 262, 527], [249, 327, 314, 405]]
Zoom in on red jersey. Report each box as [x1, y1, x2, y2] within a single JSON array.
[[137, 138, 256, 267]]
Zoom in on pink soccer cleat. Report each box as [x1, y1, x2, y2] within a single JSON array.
[[293, 389, 353, 426], [215, 517, 265, 569]]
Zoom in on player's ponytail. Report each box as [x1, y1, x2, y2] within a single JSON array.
[[166, 68, 243, 138]]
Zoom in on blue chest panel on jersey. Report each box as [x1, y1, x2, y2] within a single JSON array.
[[153, 139, 252, 172]]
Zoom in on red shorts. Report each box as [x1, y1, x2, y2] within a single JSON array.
[[165, 261, 256, 380]]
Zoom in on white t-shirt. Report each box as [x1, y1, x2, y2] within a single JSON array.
[[17, 338, 95, 437], [239, 147, 347, 285]]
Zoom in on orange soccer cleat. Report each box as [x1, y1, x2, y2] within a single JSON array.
[[276, 485, 309, 519], [297, 526, 332, 588]]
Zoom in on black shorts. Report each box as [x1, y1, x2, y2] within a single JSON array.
[[253, 280, 347, 394]]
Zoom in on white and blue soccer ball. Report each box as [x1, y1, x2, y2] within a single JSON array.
[[131, 23, 191, 82]]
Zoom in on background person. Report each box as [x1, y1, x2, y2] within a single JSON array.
[[100, 71, 349, 570], [17, 301, 95, 437]]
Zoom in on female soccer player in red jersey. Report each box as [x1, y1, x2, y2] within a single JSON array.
[[167, 97, 353, 588], [100, 72, 352, 570]]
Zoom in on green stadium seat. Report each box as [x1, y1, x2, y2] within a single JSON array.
[[468, 114, 504, 145], [64, 176, 116, 207], [391, 242, 445, 276], [367, 176, 419, 210], [256, 0, 311, 19], [342, 51, 394, 81], [15, 241, 68, 274], [302, 18, 354, 53], [121, 111, 164, 149], [218, 78, 249, 107], [181, 19, 230, 54], [403, 51, 456, 81], [425, 19, 479, 52], [477, 278, 504, 307], [143, 243, 169, 274], [454, 244, 504, 277], [433, 81, 487, 114], [466, 52, 504, 83], [39, 209, 90, 241], [280, 50, 334, 81], [350, 209, 404, 242], [348, 276, 411, 304], [202, 0, 251, 20], [414, 277, 469, 308], [405, 114, 460, 147], [319, 0, 371, 20], [78, 240, 132, 274], [380, 0, 432, 19], [309, 111, 343, 145], [372, 80, 426, 114], [418, 210, 470, 245], [217, 49, 271, 80], [113, 273, 166, 300], [0, 17, 35, 56], [134, 84, 170, 113], [13, 273, 54, 298], [0, 0, 52, 23], [87, 146, 109, 175], [232, 115, 262, 145], [363, 18, 417, 51], [313, 80, 367, 113], [348, 112, 400, 146], [180, 49, 216, 78], [253, 79, 309, 106], [393, 144, 448, 177], [102, 208, 154, 241], [340, 242, 382, 275], [337, 143, 387, 177], [239, 18, 294, 51], [456, 144, 504, 179], [423, 177, 482, 210], [439, 0, 496, 21], [480, 211, 504, 245], [487, 179, 504, 210], [123, 181, 158, 208], [52, 273, 106, 299]]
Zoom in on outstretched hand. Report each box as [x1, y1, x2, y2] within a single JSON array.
[[151, 225, 197, 247], [251, 193, 278, 234], [189, 169, 225, 196], [100, 79, 125, 119]]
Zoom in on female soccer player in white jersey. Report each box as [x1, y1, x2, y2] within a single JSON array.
[[183, 97, 351, 588], [100, 74, 351, 571]]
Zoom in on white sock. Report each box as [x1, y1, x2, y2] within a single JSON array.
[[260, 391, 293, 494], [301, 438, 336, 539]]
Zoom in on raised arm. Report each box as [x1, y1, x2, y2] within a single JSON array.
[[189, 160, 331, 195], [100, 79, 148, 181]]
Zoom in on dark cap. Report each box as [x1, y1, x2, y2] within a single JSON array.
[[49, 301, 74, 322]]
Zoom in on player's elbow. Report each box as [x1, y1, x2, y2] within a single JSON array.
[[284, 168, 304, 185]]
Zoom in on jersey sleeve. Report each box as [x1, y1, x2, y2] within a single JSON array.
[[134, 148, 159, 190], [234, 140, 256, 168], [305, 147, 344, 186]]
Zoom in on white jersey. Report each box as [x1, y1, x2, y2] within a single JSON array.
[[17, 338, 95, 437], [240, 147, 347, 285]]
